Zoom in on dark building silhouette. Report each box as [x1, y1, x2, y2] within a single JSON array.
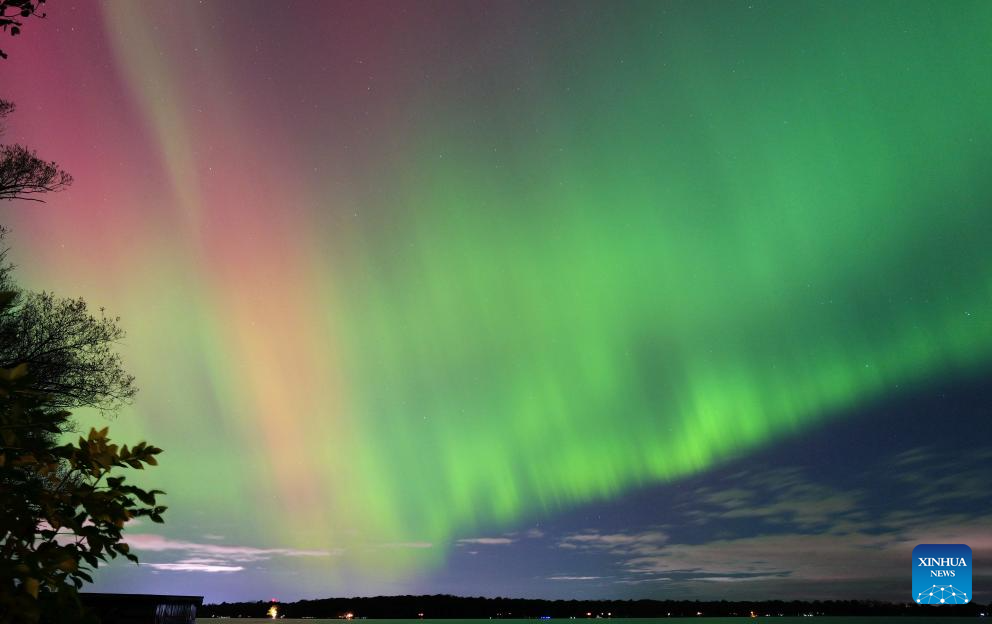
[[79, 593, 202, 624]]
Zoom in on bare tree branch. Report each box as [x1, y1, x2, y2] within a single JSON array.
[[0, 144, 73, 202], [0, 99, 73, 202]]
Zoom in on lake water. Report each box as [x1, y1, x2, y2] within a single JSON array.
[[197, 618, 978, 623]]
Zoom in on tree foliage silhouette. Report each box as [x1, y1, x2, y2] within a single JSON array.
[[0, 97, 166, 623], [0, 102, 128, 414], [0, 271, 137, 413], [0, 1, 46, 61], [0, 358, 164, 624]]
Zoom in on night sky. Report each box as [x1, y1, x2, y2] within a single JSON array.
[[3, 0, 991, 604]]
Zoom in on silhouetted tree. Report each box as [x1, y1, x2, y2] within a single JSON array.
[[0, 243, 158, 624], [0, 248, 155, 623], [0, 103, 128, 413], [0, 0, 46, 60], [0, 259, 136, 413], [0, 99, 73, 202], [0, 89, 164, 622], [0, 347, 164, 624]]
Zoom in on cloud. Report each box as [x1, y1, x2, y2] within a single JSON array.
[[553, 457, 992, 600], [685, 469, 863, 529], [613, 576, 672, 585], [558, 530, 668, 555], [145, 561, 244, 573], [127, 534, 340, 574], [893, 447, 990, 507], [620, 531, 897, 594], [457, 537, 516, 545], [126, 534, 338, 561], [547, 575, 602, 581], [613, 577, 670, 585], [685, 574, 789, 583], [457, 528, 542, 546], [697, 488, 754, 509], [562, 517, 992, 599], [890, 446, 933, 467]]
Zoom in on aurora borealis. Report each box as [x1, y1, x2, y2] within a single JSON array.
[[2, 0, 992, 602]]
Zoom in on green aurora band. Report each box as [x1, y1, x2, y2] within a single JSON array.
[[329, 1, 992, 551], [13, 0, 991, 583]]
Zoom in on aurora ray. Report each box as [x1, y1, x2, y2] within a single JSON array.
[[3, 0, 991, 598]]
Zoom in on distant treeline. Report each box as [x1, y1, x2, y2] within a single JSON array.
[[200, 594, 989, 618]]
